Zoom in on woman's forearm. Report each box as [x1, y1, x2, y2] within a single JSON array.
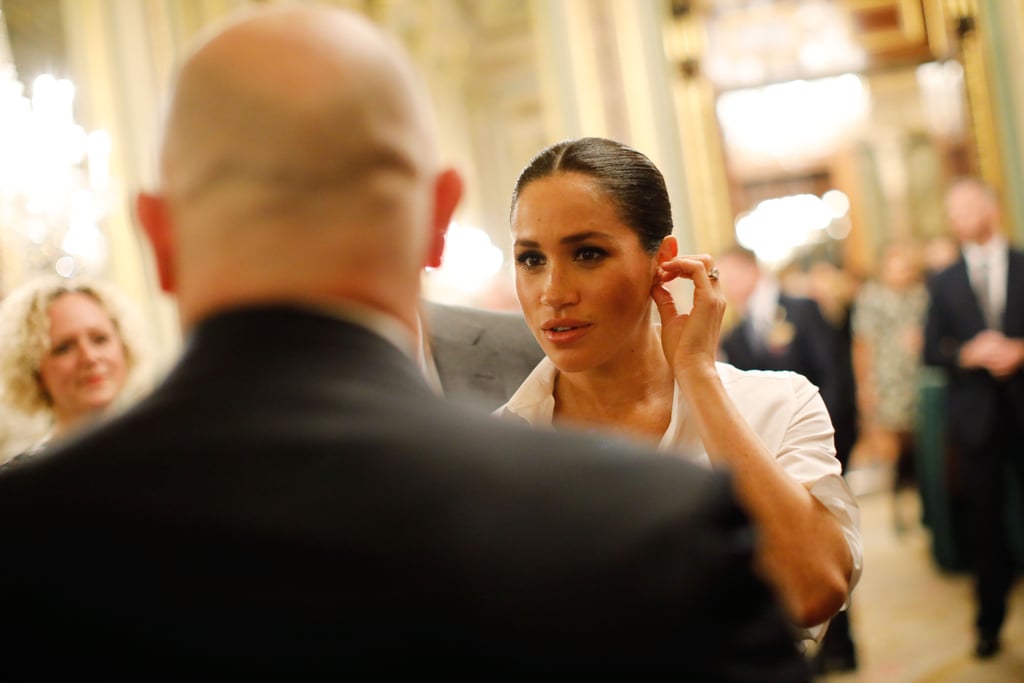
[[676, 363, 853, 627]]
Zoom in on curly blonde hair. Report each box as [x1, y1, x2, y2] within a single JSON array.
[[0, 276, 154, 419]]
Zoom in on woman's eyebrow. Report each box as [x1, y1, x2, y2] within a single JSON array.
[[514, 231, 612, 249], [560, 231, 611, 245]]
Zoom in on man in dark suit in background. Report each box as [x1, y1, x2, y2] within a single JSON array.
[[716, 244, 860, 674], [0, 5, 808, 677], [924, 177, 1024, 659], [717, 246, 847, 426], [420, 299, 542, 412]]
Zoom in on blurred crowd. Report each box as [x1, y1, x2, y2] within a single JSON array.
[[718, 176, 1024, 672]]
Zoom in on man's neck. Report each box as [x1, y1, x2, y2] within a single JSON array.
[[965, 232, 1005, 254]]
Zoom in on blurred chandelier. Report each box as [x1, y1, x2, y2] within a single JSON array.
[[0, 5, 111, 289]]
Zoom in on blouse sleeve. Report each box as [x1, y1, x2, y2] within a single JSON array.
[[775, 374, 863, 641]]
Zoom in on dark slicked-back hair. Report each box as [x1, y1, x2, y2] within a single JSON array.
[[510, 137, 673, 254]]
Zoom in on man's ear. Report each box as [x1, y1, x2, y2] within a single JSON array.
[[425, 168, 463, 269], [135, 192, 176, 294]]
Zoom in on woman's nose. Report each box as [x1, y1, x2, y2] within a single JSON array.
[[540, 267, 579, 309], [79, 341, 101, 364]]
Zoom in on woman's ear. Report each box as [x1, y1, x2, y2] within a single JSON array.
[[656, 235, 679, 263]]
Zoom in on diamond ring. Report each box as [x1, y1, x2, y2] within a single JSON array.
[[708, 267, 720, 281]]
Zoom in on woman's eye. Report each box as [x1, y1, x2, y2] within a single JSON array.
[[92, 334, 111, 345], [51, 342, 73, 356], [574, 246, 607, 263], [515, 252, 545, 269]]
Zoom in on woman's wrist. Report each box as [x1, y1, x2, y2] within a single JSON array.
[[673, 358, 720, 386]]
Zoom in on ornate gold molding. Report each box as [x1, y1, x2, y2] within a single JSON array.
[[945, 0, 1003, 195], [842, 0, 928, 54], [663, 1, 733, 255]]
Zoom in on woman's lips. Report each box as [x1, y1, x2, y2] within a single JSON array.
[[542, 320, 591, 344]]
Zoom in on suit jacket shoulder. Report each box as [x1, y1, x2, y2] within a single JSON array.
[[0, 306, 807, 678], [423, 300, 544, 411]]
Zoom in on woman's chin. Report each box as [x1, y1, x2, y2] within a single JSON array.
[[76, 393, 121, 420], [546, 350, 598, 375]]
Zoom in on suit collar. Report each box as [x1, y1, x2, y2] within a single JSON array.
[[187, 304, 414, 358], [181, 306, 420, 382], [421, 301, 485, 346], [1005, 249, 1024, 333]]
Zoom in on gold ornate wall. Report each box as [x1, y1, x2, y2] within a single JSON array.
[[4, 0, 1022, 335], [662, 0, 733, 256]]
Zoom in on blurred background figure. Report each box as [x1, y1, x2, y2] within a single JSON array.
[[717, 245, 835, 386], [717, 246, 860, 675], [717, 247, 853, 460], [804, 257, 861, 479], [852, 241, 929, 533], [923, 233, 962, 279], [924, 177, 1024, 660], [0, 276, 153, 465]]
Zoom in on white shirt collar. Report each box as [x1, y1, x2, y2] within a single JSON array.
[[499, 356, 558, 425], [415, 313, 444, 395], [963, 234, 1007, 266], [748, 275, 781, 332]]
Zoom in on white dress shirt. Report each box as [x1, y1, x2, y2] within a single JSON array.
[[746, 275, 783, 344], [963, 235, 1008, 329]]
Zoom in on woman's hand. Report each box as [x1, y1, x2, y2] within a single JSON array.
[[650, 254, 726, 376], [654, 254, 854, 628]]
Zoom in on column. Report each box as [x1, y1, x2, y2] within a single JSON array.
[[60, 0, 254, 360], [529, 0, 698, 253]]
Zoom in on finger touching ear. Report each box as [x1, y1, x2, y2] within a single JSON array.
[[425, 168, 464, 269], [136, 192, 176, 294]]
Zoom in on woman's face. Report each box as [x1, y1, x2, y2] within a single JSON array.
[[512, 172, 664, 374], [880, 247, 919, 289], [37, 292, 128, 426]]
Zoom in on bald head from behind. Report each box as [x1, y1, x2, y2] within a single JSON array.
[[137, 4, 462, 334]]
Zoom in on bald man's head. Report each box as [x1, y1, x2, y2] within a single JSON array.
[[162, 6, 435, 200], [139, 5, 461, 332]]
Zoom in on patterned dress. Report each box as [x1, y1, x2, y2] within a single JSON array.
[[852, 281, 930, 431]]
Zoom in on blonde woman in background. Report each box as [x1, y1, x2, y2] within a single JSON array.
[[0, 276, 155, 465]]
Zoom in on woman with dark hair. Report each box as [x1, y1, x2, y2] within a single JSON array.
[[497, 137, 861, 641]]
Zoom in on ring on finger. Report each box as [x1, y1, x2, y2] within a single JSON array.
[[708, 267, 720, 281]]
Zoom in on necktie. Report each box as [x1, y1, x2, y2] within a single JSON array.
[[973, 258, 996, 329]]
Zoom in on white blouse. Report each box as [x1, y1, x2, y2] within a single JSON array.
[[496, 357, 863, 642]]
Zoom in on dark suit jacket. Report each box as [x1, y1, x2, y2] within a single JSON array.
[[0, 306, 807, 677], [720, 294, 857, 464], [422, 300, 543, 412], [924, 250, 1024, 448]]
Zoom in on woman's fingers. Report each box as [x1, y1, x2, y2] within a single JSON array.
[[655, 254, 726, 358], [650, 282, 678, 322], [658, 254, 720, 290]]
